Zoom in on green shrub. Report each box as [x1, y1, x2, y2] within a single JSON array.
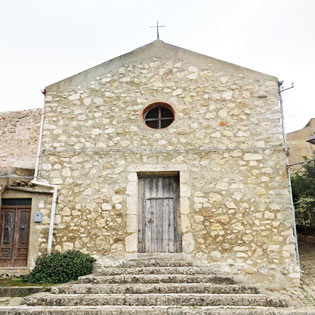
[[291, 156, 315, 228], [23, 250, 96, 284]]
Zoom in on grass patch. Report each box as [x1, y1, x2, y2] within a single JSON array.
[[0, 278, 54, 287]]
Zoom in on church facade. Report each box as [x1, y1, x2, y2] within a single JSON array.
[[32, 40, 298, 286]]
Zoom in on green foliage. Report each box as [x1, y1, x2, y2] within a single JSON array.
[[23, 250, 96, 284], [291, 157, 315, 228], [295, 197, 315, 227]]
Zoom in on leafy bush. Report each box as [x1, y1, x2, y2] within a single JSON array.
[[295, 197, 315, 228], [23, 250, 96, 284], [291, 156, 315, 228]]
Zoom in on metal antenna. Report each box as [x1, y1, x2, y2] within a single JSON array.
[[150, 21, 165, 40], [279, 81, 294, 93]]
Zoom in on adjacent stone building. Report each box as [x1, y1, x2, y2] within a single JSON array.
[[287, 118, 315, 171], [0, 109, 41, 172], [1, 40, 299, 286], [0, 109, 52, 276]]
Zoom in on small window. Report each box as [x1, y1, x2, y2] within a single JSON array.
[[2, 198, 32, 206], [143, 103, 174, 129]]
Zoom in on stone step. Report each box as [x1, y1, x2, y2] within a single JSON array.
[[1, 305, 314, 315], [95, 259, 195, 270], [0, 305, 313, 315], [94, 266, 229, 276], [0, 286, 46, 297], [23, 293, 288, 308], [52, 283, 260, 295], [79, 274, 235, 284], [122, 260, 194, 267]]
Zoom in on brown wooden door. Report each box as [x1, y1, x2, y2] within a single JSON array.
[[0, 206, 31, 267], [138, 175, 181, 253]]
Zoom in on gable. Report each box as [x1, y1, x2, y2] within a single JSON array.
[[46, 40, 277, 92]]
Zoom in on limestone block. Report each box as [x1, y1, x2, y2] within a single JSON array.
[[194, 197, 207, 204], [182, 233, 195, 253], [51, 178, 63, 185], [173, 89, 182, 96], [232, 192, 243, 200], [244, 153, 263, 160], [180, 184, 190, 197], [216, 182, 228, 190], [180, 171, 189, 184], [236, 252, 247, 258], [261, 176, 270, 182], [233, 246, 249, 251], [126, 182, 137, 196], [232, 222, 243, 230], [127, 215, 137, 233], [194, 215, 204, 223], [212, 93, 221, 100], [112, 195, 123, 203], [210, 251, 222, 260], [187, 73, 198, 80], [211, 131, 221, 138], [268, 245, 280, 252], [181, 215, 191, 232], [68, 93, 80, 100], [180, 197, 190, 215], [128, 172, 138, 182], [188, 66, 199, 72], [101, 78, 112, 83], [222, 91, 232, 100], [220, 76, 229, 84], [63, 242, 74, 250], [120, 77, 131, 82], [264, 211, 275, 219], [102, 203, 112, 211], [216, 215, 230, 225], [96, 219, 105, 227], [225, 202, 237, 209], [125, 233, 137, 253], [211, 223, 223, 230], [118, 67, 125, 74], [127, 196, 137, 214], [243, 234, 253, 242]]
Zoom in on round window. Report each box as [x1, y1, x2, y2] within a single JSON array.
[[143, 103, 175, 129]]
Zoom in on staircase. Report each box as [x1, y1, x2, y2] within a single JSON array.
[[0, 255, 311, 314]]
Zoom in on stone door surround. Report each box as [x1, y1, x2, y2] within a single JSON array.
[[125, 164, 193, 255]]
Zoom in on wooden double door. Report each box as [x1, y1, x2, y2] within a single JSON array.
[[138, 175, 182, 253], [0, 200, 31, 267]]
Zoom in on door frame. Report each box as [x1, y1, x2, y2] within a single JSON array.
[[125, 164, 194, 255], [137, 174, 181, 253]]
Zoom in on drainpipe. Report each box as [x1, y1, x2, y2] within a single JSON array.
[[31, 180, 58, 254], [34, 89, 46, 181], [32, 89, 58, 254], [278, 81, 301, 271]]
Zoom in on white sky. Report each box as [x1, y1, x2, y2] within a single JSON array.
[[1, 0, 314, 132]]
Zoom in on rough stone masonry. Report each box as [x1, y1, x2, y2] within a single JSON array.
[[36, 40, 299, 287]]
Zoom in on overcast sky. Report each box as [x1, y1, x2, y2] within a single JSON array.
[[1, 0, 314, 132]]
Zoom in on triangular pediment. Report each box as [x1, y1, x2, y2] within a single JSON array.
[[46, 40, 276, 92]]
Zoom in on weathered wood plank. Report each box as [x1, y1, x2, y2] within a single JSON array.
[[138, 178, 145, 253], [138, 175, 181, 253]]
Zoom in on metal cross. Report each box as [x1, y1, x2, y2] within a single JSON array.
[[150, 21, 165, 40]]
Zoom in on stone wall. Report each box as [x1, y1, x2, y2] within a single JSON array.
[[0, 109, 41, 172], [38, 41, 299, 287]]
